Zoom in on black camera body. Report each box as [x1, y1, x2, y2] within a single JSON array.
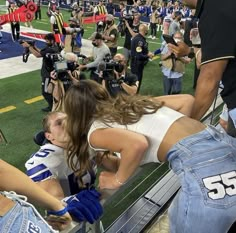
[[96, 21, 105, 33], [98, 55, 125, 81], [123, 15, 134, 22], [54, 60, 68, 73], [45, 53, 62, 62], [19, 39, 36, 63]]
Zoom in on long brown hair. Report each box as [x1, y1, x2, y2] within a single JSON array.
[[64, 80, 163, 175]]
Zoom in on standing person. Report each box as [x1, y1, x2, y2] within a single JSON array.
[[130, 24, 154, 92], [148, 4, 159, 40], [106, 0, 115, 15], [0, 159, 72, 232], [34, 0, 42, 20], [122, 13, 140, 65], [79, 32, 111, 83], [93, 0, 107, 17], [8, 1, 20, 41], [102, 14, 119, 57], [47, 0, 59, 17], [168, 0, 236, 138], [21, 33, 59, 112], [168, 10, 182, 36], [64, 79, 236, 233], [50, 6, 64, 45], [71, 4, 83, 26], [161, 31, 190, 95]]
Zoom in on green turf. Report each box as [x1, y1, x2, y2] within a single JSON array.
[[0, 1, 196, 229]]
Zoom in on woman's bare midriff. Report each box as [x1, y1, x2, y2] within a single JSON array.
[[157, 116, 206, 161]]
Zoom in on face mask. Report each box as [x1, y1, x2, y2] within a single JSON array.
[[69, 24, 76, 28], [114, 63, 124, 73], [67, 62, 76, 71], [92, 42, 98, 47], [106, 20, 112, 25]]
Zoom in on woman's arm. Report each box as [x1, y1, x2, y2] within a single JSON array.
[[96, 152, 120, 173], [152, 94, 195, 116], [37, 178, 65, 200], [90, 128, 148, 189], [0, 160, 70, 219]]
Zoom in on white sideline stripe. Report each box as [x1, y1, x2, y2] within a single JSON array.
[[0, 25, 94, 79]]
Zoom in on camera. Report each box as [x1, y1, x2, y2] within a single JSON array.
[[45, 53, 62, 62], [54, 61, 68, 73], [96, 21, 105, 33], [62, 26, 82, 35], [123, 15, 134, 22], [98, 55, 125, 80], [19, 39, 36, 63]]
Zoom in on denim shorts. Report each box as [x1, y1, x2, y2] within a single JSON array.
[[0, 194, 58, 233], [167, 125, 236, 233]]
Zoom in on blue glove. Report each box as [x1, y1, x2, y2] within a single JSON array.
[[64, 189, 103, 224], [77, 189, 103, 220]]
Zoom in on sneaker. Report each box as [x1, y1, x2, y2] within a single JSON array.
[[41, 106, 51, 112], [152, 36, 156, 40], [148, 35, 152, 39]]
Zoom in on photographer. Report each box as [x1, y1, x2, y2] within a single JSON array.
[[79, 32, 111, 83], [48, 52, 85, 111], [122, 12, 140, 65], [102, 14, 119, 57], [98, 53, 139, 97], [21, 33, 60, 112], [161, 31, 191, 95], [62, 17, 83, 54], [71, 3, 83, 26]]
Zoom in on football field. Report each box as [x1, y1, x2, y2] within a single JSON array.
[[0, 2, 195, 229]]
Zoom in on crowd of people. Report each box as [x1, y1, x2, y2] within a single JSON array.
[[2, 0, 236, 232]]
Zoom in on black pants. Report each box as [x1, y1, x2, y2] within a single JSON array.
[[228, 221, 236, 233], [10, 23, 20, 41], [109, 47, 117, 58], [193, 59, 200, 89], [42, 75, 53, 109], [227, 112, 236, 138], [131, 60, 144, 93], [35, 6, 41, 20], [150, 23, 157, 37]]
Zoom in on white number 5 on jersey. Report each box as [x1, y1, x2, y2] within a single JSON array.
[[203, 171, 236, 200]]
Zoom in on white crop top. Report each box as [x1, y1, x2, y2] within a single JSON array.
[[87, 106, 184, 165]]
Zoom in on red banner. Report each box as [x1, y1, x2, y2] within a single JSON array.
[[83, 14, 106, 24], [0, 1, 37, 25]]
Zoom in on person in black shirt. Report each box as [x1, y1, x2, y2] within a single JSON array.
[[99, 53, 138, 97], [22, 33, 59, 112], [8, 1, 20, 41], [106, 0, 115, 15], [130, 24, 154, 92], [169, 0, 236, 139], [123, 13, 140, 66]]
